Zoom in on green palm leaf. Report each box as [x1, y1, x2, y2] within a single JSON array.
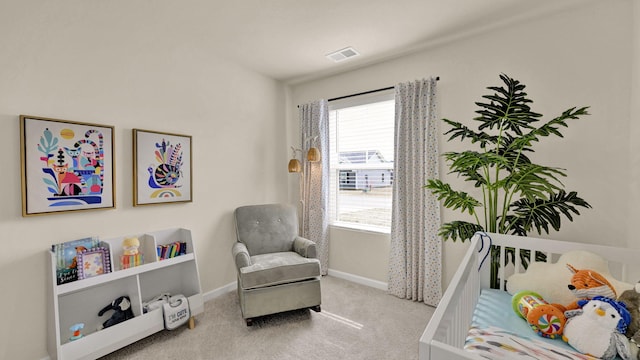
[[509, 106, 590, 151], [425, 179, 481, 215], [505, 190, 592, 235], [502, 163, 566, 200], [475, 74, 543, 135], [437, 221, 485, 242], [442, 119, 497, 148], [443, 151, 509, 187]]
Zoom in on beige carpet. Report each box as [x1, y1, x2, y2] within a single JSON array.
[[99, 276, 435, 360]]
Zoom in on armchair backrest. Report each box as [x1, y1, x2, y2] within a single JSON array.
[[234, 203, 299, 256]]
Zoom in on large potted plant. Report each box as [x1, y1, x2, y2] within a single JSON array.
[[426, 74, 591, 287]]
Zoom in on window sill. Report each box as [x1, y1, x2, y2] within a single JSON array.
[[330, 221, 391, 235]]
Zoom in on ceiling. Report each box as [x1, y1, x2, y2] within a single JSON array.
[[9, 0, 589, 84], [197, 0, 588, 84]]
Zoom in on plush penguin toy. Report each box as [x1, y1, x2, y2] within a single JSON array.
[[563, 296, 633, 360], [98, 295, 135, 330]]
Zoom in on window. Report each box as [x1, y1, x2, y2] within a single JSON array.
[[328, 91, 395, 232]]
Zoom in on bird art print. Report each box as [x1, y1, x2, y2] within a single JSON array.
[[133, 129, 192, 205]]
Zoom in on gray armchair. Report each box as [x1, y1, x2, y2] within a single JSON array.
[[232, 203, 321, 326]]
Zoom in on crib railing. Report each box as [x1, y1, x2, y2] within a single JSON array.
[[479, 233, 640, 290], [419, 232, 640, 360]]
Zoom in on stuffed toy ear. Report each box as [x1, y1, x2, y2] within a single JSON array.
[[577, 299, 590, 308]]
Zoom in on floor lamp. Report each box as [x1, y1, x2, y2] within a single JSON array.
[[288, 142, 321, 235]]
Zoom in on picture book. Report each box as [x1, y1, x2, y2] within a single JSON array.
[[156, 241, 187, 260], [52, 236, 100, 285]]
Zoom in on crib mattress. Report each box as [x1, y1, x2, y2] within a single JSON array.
[[466, 289, 603, 359]]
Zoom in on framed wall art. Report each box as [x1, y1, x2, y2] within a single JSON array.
[[20, 115, 115, 216], [133, 129, 192, 206]]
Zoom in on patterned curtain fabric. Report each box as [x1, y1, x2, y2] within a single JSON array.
[[299, 100, 329, 275], [388, 78, 441, 306]]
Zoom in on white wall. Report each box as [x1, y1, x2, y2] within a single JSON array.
[[2, 1, 637, 358], [289, 1, 634, 290], [328, 227, 390, 283], [629, 0, 640, 250], [0, 2, 288, 359]]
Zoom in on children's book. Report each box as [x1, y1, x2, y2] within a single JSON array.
[[155, 242, 187, 260], [51, 236, 100, 285]]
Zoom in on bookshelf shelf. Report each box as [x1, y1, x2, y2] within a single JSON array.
[[47, 228, 203, 360]]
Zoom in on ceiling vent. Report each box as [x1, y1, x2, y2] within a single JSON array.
[[326, 47, 360, 62]]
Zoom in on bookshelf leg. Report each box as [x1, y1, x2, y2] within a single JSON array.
[[188, 316, 195, 329]]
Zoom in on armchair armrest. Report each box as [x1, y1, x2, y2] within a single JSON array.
[[232, 242, 251, 269], [293, 236, 317, 259]]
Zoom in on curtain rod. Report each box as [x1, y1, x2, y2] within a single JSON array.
[[327, 76, 440, 102]]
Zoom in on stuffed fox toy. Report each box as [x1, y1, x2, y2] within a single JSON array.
[[516, 264, 617, 338], [563, 264, 618, 310]]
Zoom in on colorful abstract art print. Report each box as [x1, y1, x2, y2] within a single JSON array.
[[20, 115, 115, 216], [133, 129, 192, 206]]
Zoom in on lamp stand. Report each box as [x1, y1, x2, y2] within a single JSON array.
[[288, 138, 321, 237], [298, 170, 305, 236]]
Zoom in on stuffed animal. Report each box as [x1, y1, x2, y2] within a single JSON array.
[[563, 296, 633, 360], [564, 264, 618, 310], [619, 283, 640, 338], [512, 264, 618, 338], [618, 282, 640, 359], [98, 295, 135, 329], [507, 250, 634, 305]]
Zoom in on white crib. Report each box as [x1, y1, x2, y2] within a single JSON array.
[[419, 232, 640, 360]]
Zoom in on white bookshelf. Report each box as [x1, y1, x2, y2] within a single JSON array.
[[47, 228, 203, 360]]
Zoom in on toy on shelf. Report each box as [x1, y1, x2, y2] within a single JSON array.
[[122, 237, 140, 255], [563, 296, 633, 360], [121, 237, 143, 269], [97, 295, 135, 330], [69, 323, 84, 341], [120, 253, 143, 269], [512, 290, 566, 338]]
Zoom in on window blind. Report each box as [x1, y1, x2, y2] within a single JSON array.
[[328, 90, 394, 232]]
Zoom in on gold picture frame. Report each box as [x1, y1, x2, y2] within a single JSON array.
[[20, 115, 116, 216], [133, 129, 192, 206]]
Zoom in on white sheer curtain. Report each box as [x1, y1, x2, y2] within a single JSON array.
[[299, 100, 329, 275], [388, 77, 441, 306]]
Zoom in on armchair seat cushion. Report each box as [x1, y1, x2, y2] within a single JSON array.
[[239, 251, 321, 290]]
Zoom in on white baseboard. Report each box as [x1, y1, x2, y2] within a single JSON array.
[[203, 281, 236, 302], [327, 269, 388, 291]]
